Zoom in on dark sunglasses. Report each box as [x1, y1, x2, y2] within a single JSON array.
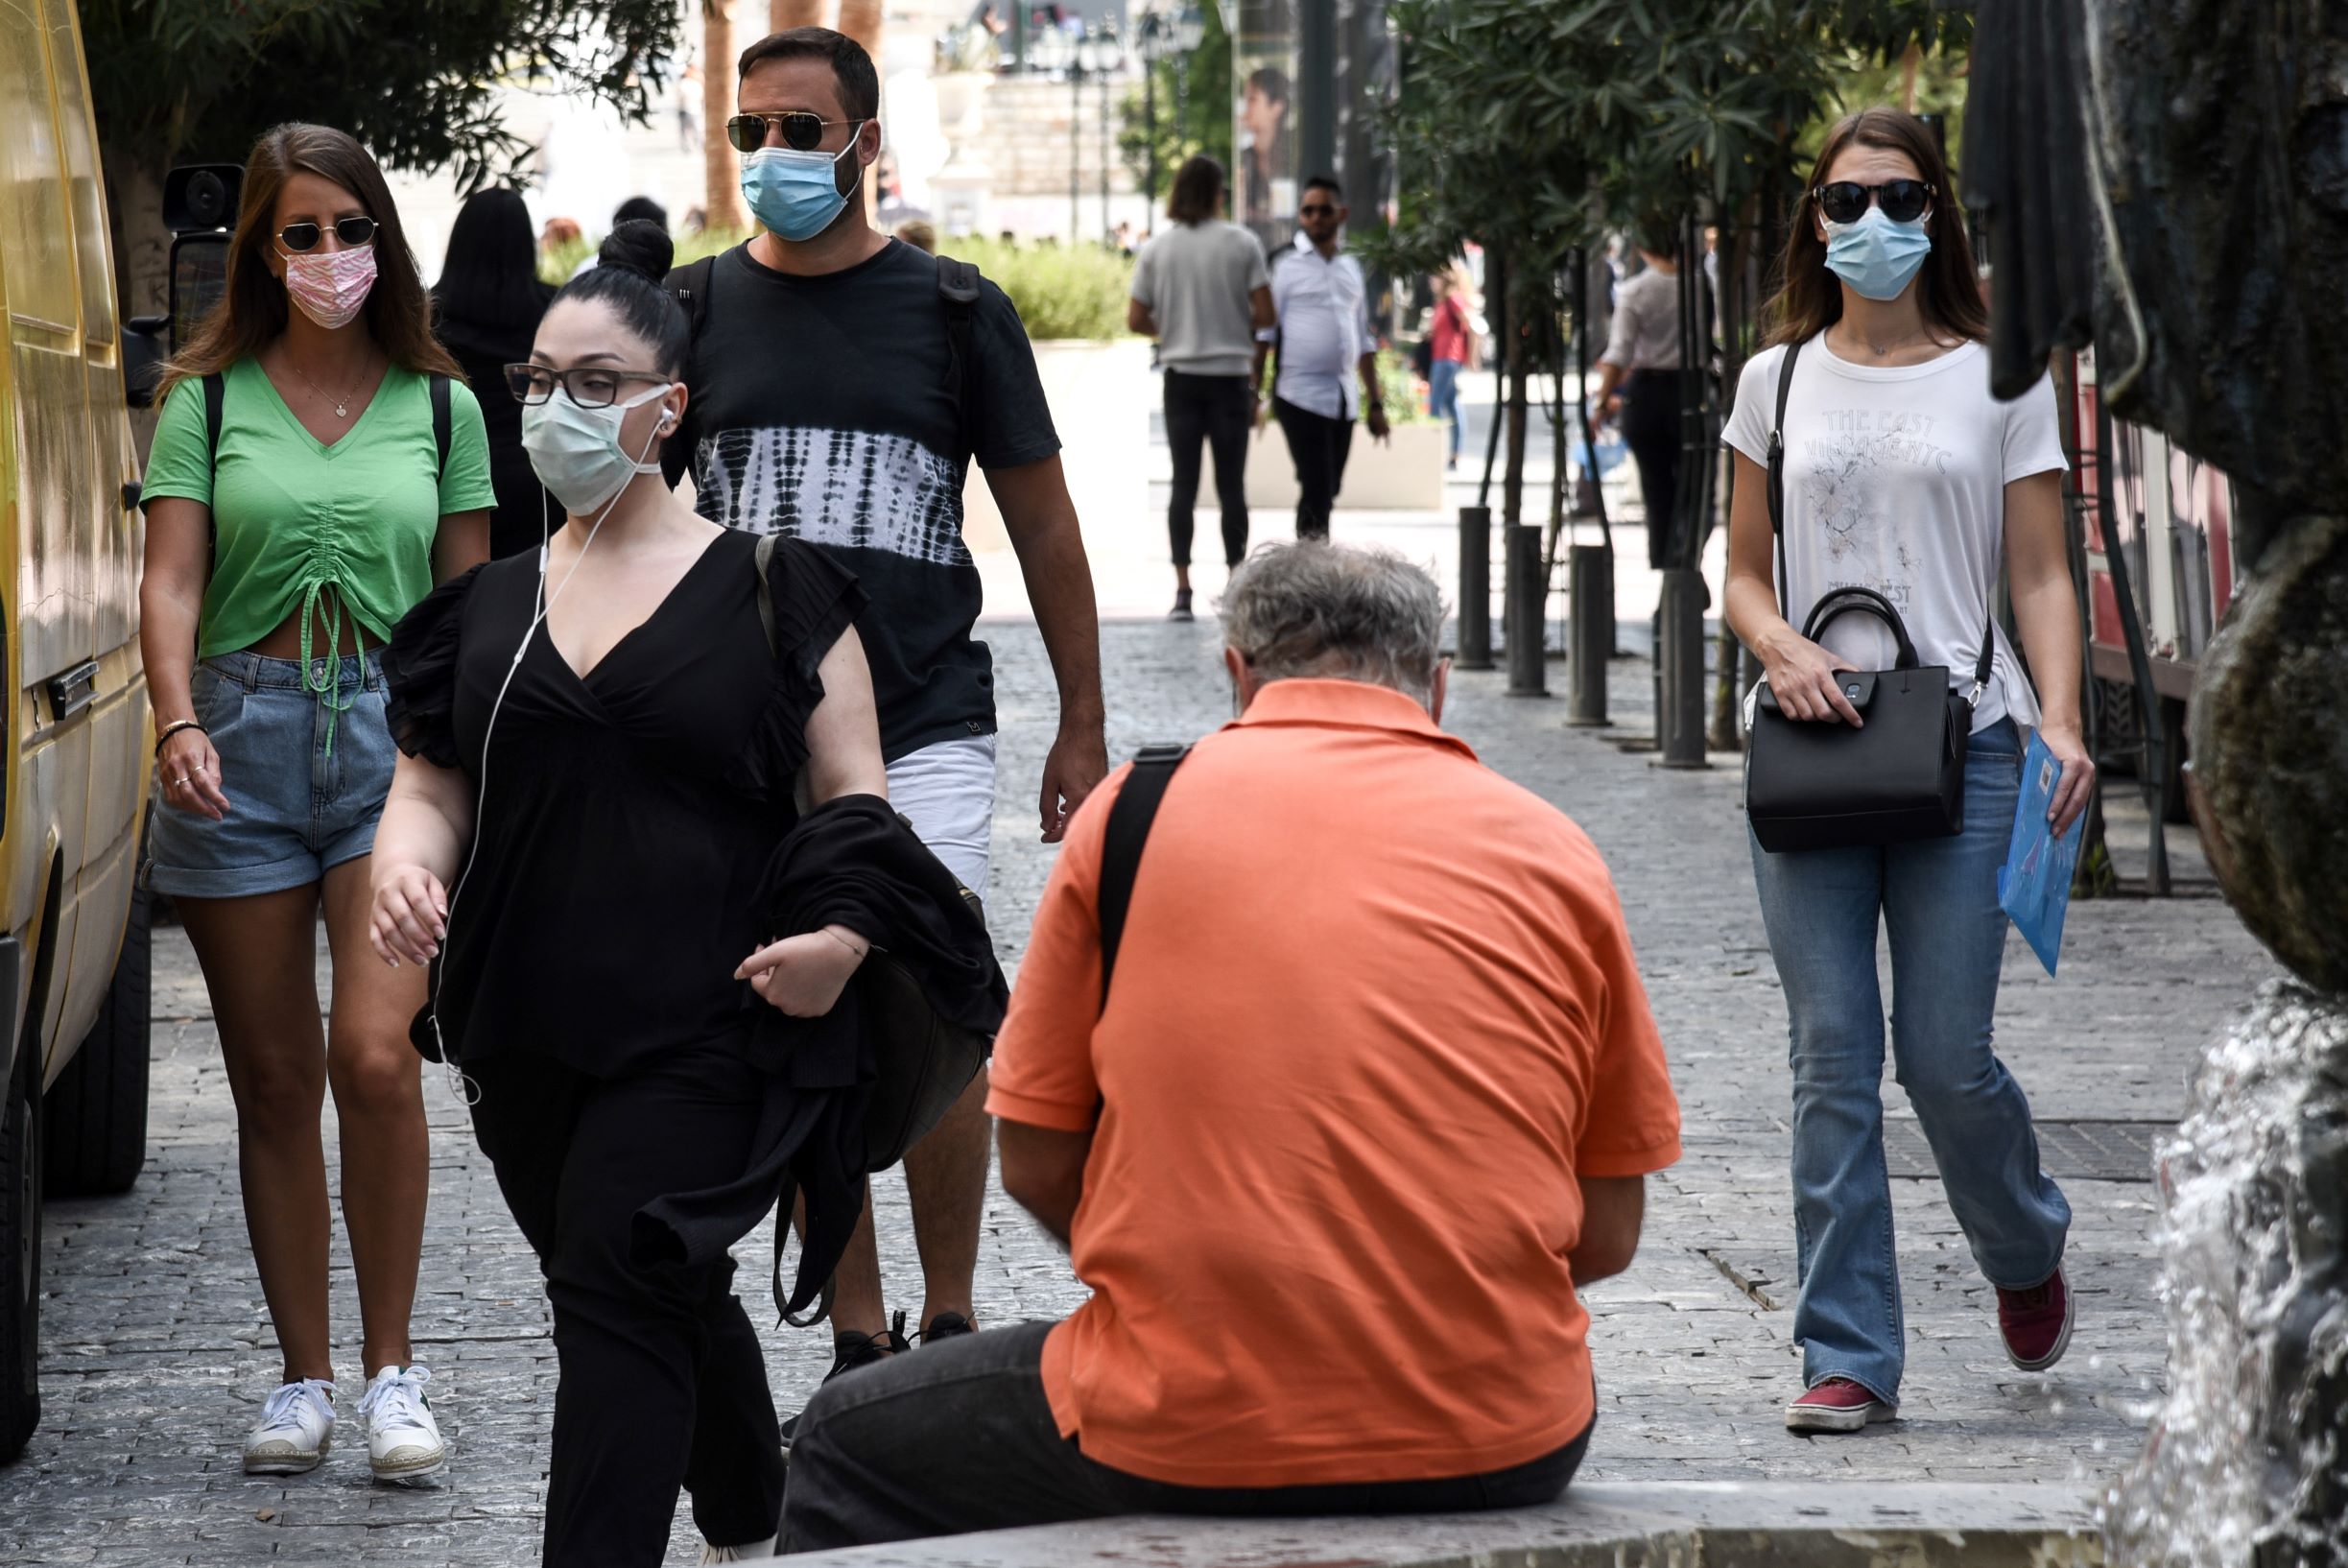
[[1298, 203, 1338, 217], [504, 364, 670, 409], [276, 216, 379, 251], [1814, 179, 1933, 226], [726, 112, 862, 154]]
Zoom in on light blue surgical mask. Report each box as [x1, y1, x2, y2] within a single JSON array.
[[520, 381, 675, 516], [742, 141, 862, 242], [1823, 207, 1933, 301]]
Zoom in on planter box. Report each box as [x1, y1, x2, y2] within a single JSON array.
[[1245, 418, 1449, 511]]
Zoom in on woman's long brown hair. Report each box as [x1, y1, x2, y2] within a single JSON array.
[[1763, 107, 1989, 348], [156, 124, 461, 405]]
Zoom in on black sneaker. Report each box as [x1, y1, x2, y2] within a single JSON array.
[[918, 1312, 975, 1344], [1168, 588, 1195, 623], [780, 1311, 909, 1454]]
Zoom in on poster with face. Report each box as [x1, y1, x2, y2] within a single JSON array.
[[1235, 0, 1297, 249]]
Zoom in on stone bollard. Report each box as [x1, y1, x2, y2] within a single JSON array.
[[1567, 543, 1609, 725], [1656, 567, 1708, 768], [1505, 524, 1547, 698], [1456, 506, 1493, 671]]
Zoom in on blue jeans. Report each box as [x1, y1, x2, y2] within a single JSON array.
[[1747, 719, 2070, 1404], [1429, 358, 1463, 459]]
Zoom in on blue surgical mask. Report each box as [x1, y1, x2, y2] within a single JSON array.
[[742, 142, 861, 242], [1823, 207, 1933, 301], [520, 382, 674, 516]]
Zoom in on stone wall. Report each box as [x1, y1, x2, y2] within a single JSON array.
[[970, 76, 1142, 201]]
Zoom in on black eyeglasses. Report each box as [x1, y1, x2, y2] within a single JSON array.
[[726, 112, 863, 154], [504, 364, 670, 408], [276, 216, 379, 251], [1298, 203, 1337, 217], [1814, 180, 1933, 226]]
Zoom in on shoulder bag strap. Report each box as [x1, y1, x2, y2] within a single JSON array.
[[1097, 743, 1192, 1008], [202, 372, 225, 548], [752, 530, 780, 659], [429, 372, 452, 481], [935, 254, 981, 463], [1767, 338, 1802, 620]]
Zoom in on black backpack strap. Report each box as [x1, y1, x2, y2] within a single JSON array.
[[936, 254, 981, 464], [202, 373, 225, 546], [665, 255, 717, 481], [1767, 338, 1801, 619], [1097, 743, 1191, 1006], [429, 372, 452, 481], [752, 531, 781, 658]]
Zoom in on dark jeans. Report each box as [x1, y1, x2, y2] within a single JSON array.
[[780, 1320, 1592, 1552], [1621, 367, 1682, 570], [1164, 368, 1253, 568], [1273, 395, 1356, 540], [470, 1047, 785, 1566]]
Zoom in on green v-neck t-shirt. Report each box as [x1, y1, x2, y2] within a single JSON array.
[[142, 358, 494, 658]]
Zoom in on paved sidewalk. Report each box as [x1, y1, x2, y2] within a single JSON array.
[[5, 620, 2273, 1564]]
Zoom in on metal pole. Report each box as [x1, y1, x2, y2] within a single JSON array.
[[1070, 64, 1083, 244], [1506, 524, 1547, 697], [1100, 72, 1113, 244], [1457, 506, 1493, 669], [1657, 567, 1708, 768], [1568, 543, 1609, 725]]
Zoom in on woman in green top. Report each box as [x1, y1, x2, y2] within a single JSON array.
[[137, 124, 492, 1485]]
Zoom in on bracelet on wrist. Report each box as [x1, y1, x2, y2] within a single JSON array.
[[154, 719, 206, 756], [823, 927, 870, 961]]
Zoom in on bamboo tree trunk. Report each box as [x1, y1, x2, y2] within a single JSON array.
[[838, 0, 884, 221], [772, 0, 827, 30], [705, 1, 748, 230]]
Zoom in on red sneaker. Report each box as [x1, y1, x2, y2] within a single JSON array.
[[1784, 1377, 1896, 1433], [1998, 1266, 2075, 1371]]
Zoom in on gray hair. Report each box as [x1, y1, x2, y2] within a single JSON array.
[[1221, 542, 1447, 703]]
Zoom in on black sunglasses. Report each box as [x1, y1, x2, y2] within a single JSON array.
[[277, 216, 379, 252], [1814, 179, 1933, 226], [505, 364, 670, 409], [726, 112, 863, 154]]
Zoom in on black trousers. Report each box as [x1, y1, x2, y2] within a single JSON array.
[[470, 1047, 786, 1566], [1273, 395, 1356, 540], [1621, 367, 1683, 570], [781, 1320, 1592, 1552], [1163, 369, 1253, 568]]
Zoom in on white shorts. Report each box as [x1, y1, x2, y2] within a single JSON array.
[[885, 734, 998, 899]]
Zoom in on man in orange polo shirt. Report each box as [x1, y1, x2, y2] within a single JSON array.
[[781, 542, 1682, 1548]]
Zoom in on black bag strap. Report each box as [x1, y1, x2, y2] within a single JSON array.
[[1766, 336, 1996, 706], [429, 371, 452, 480], [1802, 586, 1922, 669], [753, 531, 781, 656], [669, 253, 717, 344], [1098, 743, 1191, 1006], [936, 253, 981, 464]]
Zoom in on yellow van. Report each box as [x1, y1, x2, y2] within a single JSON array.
[[0, 0, 156, 1461]]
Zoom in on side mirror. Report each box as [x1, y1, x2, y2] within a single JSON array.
[[124, 316, 167, 408]]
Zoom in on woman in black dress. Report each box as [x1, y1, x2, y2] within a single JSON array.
[[368, 224, 998, 1565], [432, 188, 561, 558]]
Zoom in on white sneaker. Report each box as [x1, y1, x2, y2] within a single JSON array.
[[242, 1378, 335, 1474], [356, 1364, 446, 1484], [699, 1539, 777, 1563]]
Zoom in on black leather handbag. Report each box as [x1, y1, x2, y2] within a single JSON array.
[[1745, 339, 1993, 853]]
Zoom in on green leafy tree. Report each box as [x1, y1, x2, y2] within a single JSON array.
[[1115, 11, 1234, 223], [78, 0, 684, 316]]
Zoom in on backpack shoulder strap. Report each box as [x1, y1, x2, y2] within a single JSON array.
[[1097, 743, 1192, 1007], [203, 373, 225, 546], [670, 254, 716, 348], [935, 254, 981, 463], [1767, 338, 1803, 615], [753, 531, 781, 660], [429, 372, 452, 481]]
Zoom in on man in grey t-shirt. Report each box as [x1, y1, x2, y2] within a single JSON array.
[[1128, 154, 1272, 620]]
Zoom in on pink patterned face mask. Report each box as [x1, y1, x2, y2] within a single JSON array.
[[278, 243, 377, 329]]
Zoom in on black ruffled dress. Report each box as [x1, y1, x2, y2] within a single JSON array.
[[380, 529, 1005, 1316]]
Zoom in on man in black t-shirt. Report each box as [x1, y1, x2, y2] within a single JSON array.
[[665, 26, 1107, 1514]]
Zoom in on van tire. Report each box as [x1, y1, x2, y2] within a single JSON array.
[[42, 886, 151, 1198], [0, 1018, 41, 1463]]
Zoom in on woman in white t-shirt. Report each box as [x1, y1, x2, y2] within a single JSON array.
[[1720, 107, 2096, 1437]]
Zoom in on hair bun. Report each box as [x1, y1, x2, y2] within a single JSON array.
[[599, 219, 675, 283]]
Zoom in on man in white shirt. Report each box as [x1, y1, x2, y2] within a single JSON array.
[[1262, 176, 1387, 539]]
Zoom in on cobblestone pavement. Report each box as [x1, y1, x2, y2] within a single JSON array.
[[5, 617, 2275, 1564]]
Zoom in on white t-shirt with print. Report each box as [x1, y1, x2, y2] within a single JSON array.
[[1722, 336, 2066, 733]]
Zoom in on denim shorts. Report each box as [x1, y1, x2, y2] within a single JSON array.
[[147, 650, 395, 899]]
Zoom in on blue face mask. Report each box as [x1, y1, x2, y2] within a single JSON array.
[[742, 141, 861, 242], [1823, 206, 1933, 301]]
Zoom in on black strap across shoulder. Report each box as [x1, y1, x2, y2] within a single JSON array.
[[202, 369, 451, 545], [1097, 743, 1192, 1006]]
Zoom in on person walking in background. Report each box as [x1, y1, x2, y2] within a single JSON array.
[[893, 218, 937, 254], [136, 122, 493, 1484], [1263, 175, 1387, 540], [1720, 107, 2093, 1435], [781, 542, 1682, 1549], [1425, 267, 1475, 471], [1596, 228, 1688, 569], [571, 196, 670, 279], [666, 24, 1106, 1443], [1128, 154, 1271, 621], [434, 188, 559, 559]]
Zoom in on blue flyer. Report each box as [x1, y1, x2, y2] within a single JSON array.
[[1998, 732, 2086, 976]]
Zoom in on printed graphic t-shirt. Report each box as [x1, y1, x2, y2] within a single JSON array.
[[1722, 337, 2067, 732], [667, 239, 1060, 761]]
